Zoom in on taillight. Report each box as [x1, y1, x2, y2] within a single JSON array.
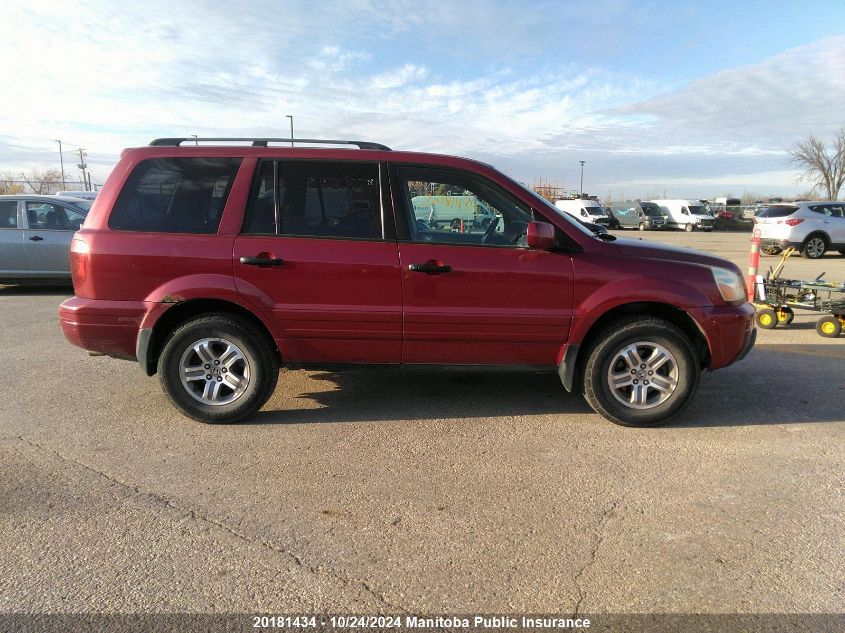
[[785, 218, 804, 226], [70, 237, 89, 292]]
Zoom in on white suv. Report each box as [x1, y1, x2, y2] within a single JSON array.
[[756, 201, 845, 258]]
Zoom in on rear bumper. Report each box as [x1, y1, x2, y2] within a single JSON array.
[[689, 302, 756, 369], [764, 238, 802, 250], [58, 297, 149, 360]]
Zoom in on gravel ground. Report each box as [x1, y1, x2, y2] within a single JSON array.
[[0, 231, 843, 617]]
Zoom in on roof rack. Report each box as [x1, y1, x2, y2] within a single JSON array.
[[149, 137, 391, 151]]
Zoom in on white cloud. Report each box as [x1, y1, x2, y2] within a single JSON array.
[[0, 2, 842, 198]]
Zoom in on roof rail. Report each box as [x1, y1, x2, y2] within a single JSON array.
[[149, 137, 391, 151]]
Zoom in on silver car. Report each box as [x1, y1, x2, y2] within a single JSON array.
[[0, 194, 90, 283]]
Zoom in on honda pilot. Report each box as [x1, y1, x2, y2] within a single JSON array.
[[59, 138, 755, 427]]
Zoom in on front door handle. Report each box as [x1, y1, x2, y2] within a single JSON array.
[[409, 260, 452, 274], [29, 235, 44, 241], [240, 255, 284, 267]]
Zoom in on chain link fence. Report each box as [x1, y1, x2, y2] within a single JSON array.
[[0, 179, 98, 195]]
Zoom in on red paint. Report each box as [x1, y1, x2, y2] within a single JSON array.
[[59, 143, 754, 377]]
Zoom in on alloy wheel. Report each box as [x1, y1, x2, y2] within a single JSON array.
[[606, 341, 679, 409], [179, 337, 251, 405]]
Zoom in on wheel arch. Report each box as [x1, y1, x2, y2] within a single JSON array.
[[803, 231, 830, 246], [139, 298, 282, 376], [558, 301, 710, 392]]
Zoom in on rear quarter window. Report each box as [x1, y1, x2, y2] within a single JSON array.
[[109, 157, 242, 233]]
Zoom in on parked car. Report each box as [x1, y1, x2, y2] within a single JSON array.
[[755, 201, 845, 258], [602, 206, 621, 229], [59, 137, 755, 427], [0, 194, 89, 283], [610, 201, 666, 230], [577, 218, 610, 235], [554, 199, 609, 225], [648, 199, 714, 232]]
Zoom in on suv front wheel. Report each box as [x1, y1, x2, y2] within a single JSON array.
[[158, 315, 279, 423], [582, 317, 700, 426]]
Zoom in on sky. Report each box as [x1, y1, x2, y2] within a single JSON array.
[[1, 0, 844, 198]]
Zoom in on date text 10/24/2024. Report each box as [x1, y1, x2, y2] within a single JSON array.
[[252, 615, 592, 629]]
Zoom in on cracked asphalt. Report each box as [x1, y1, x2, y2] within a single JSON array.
[[1, 232, 843, 614]]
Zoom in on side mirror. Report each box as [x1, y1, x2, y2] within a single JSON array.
[[526, 221, 556, 250]]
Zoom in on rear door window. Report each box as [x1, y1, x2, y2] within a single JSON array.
[[109, 158, 242, 233], [243, 161, 382, 240]]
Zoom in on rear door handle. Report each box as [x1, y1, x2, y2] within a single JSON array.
[[29, 235, 44, 241], [240, 255, 284, 267], [409, 261, 452, 274]]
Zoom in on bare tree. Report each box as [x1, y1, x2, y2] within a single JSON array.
[[788, 128, 845, 200], [18, 168, 63, 194], [0, 171, 25, 194]]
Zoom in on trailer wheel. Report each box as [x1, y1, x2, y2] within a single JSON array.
[[776, 307, 794, 325], [756, 308, 778, 329], [816, 316, 842, 338]]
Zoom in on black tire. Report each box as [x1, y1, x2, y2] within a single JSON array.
[[685, 223, 695, 232], [776, 307, 794, 326], [815, 316, 842, 338], [756, 308, 778, 329], [801, 234, 827, 259], [158, 314, 279, 423], [581, 317, 700, 427]]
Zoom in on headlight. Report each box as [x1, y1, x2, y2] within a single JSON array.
[[711, 266, 746, 302]]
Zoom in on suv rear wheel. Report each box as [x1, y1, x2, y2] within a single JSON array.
[[582, 317, 700, 427], [801, 234, 828, 259], [158, 315, 279, 423]]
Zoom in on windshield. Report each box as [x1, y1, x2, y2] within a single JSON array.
[[67, 200, 92, 212], [514, 182, 596, 237], [640, 203, 663, 217], [688, 205, 707, 215]]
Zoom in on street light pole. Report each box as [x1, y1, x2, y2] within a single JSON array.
[[286, 115, 294, 147], [579, 160, 586, 197], [54, 140, 66, 189]]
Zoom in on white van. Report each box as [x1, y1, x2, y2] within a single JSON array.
[[648, 199, 714, 232], [554, 199, 608, 225]]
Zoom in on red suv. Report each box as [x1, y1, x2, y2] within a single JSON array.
[[59, 138, 755, 426]]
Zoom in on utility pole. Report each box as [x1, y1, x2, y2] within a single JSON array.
[[286, 115, 294, 147], [54, 140, 66, 189], [76, 148, 89, 191], [579, 160, 586, 197]]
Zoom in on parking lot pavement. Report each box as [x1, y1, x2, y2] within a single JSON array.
[[1, 232, 843, 615]]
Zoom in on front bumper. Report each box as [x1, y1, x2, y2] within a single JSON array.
[[689, 302, 755, 369]]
